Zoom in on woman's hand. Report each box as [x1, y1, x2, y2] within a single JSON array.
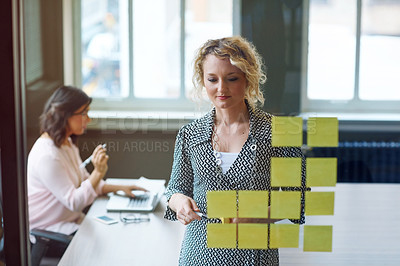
[[118, 185, 148, 198], [91, 144, 109, 176], [169, 193, 201, 225], [88, 145, 109, 190], [102, 184, 148, 196]]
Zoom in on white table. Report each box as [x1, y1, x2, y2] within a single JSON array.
[[59, 183, 400, 266], [58, 196, 185, 266]]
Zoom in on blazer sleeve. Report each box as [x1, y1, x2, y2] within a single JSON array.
[[164, 126, 195, 221]]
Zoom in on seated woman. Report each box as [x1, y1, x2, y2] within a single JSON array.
[[27, 86, 144, 245]]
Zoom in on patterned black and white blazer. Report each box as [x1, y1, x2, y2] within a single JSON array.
[[164, 101, 306, 266]]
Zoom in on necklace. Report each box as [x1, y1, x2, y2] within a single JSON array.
[[212, 117, 258, 190], [212, 119, 250, 174], [212, 123, 223, 175]]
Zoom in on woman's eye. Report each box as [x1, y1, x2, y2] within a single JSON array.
[[207, 78, 217, 82], [228, 77, 238, 82]]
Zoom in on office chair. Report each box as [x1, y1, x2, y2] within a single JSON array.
[[30, 229, 73, 266]]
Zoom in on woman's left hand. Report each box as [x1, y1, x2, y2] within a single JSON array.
[[88, 145, 109, 189], [91, 144, 109, 176]]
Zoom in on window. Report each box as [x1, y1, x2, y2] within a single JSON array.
[[302, 0, 400, 113], [76, 0, 239, 111], [24, 0, 63, 88], [25, 0, 43, 84]]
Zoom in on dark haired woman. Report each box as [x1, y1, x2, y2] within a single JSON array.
[[27, 86, 144, 243]]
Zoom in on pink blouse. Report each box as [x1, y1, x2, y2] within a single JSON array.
[[27, 137, 105, 242]]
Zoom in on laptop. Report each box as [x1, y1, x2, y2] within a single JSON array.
[[105, 177, 166, 212]]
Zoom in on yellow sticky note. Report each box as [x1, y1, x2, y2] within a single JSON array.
[[271, 157, 302, 187], [270, 191, 301, 219], [272, 116, 303, 147], [238, 224, 269, 249], [238, 191, 269, 218], [207, 191, 237, 218], [306, 158, 337, 187], [305, 192, 335, 216], [270, 224, 300, 248], [303, 225, 333, 252], [207, 223, 237, 248], [307, 117, 339, 147]]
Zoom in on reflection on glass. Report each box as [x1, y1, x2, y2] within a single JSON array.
[[81, 0, 129, 98], [307, 0, 356, 100], [185, 0, 233, 99], [133, 0, 180, 99], [359, 1, 400, 100]]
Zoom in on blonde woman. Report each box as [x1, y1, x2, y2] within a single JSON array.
[[164, 36, 306, 265]]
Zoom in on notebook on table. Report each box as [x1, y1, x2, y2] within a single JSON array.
[[105, 177, 166, 212]]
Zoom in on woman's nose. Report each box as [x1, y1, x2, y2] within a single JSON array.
[[217, 80, 227, 92]]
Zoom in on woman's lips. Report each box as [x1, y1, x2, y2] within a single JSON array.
[[217, 96, 230, 100]]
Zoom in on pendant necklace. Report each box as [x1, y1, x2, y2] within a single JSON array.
[[212, 122, 223, 176]]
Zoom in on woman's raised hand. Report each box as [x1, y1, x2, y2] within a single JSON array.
[[91, 144, 109, 176]]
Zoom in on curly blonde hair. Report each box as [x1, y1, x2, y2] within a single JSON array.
[[192, 36, 266, 107]]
